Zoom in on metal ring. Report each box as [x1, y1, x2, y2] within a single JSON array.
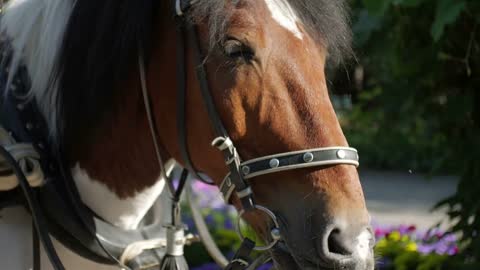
[[236, 205, 281, 251], [175, 0, 183, 16]]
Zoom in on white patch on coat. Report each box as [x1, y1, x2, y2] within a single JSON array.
[[72, 164, 166, 230], [264, 0, 303, 39], [356, 230, 372, 261]]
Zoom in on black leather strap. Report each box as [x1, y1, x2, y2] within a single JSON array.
[[187, 27, 255, 210], [189, 28, 229, 139], [225, 238, 255, 270], [176, 20, 197, 179], [0, 145, 65, 270], [175, 18, 215, 185], [33, 222, 41, 270]]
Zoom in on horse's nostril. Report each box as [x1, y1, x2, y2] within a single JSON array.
[[327, 228, 354, 256]]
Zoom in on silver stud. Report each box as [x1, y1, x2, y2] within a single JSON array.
[[16, 103, 24, 111], [337, 149, 346, 159], [38, 143, 44, 150], [303, 152, 314, 163], [271, 228, 281, 241], [269, 158, 280, 168], [241, 166, 250, 175], [25, 123, 33, 130]]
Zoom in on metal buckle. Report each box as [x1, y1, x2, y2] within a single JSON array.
[[175, 0, 184, 16], [219, 174, 235, 202], [211, 136, 234, 151], [230, 258, 249, 267], [236, 205, 281, 251]]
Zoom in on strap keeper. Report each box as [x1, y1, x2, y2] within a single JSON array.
[[224, 238, 255, 270], [211, 136, 234, 151], [240, 196, 255, 211], [219, 174, 236, 202], [175, 0, 184, 16], [236, 187, 252, 199]]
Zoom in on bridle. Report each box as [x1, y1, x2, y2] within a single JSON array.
[[139, 0, 360, 268]]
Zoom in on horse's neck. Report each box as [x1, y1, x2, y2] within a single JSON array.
[[71, 162, 170, 230], [1, 0, 170, 231], [64, 68, 172, 229]]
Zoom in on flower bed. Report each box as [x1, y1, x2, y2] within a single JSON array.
[[374, 224, 458, 270], [183, 182, 461, 270]]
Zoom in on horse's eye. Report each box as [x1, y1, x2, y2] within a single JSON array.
[[223, 39, 254, 61]]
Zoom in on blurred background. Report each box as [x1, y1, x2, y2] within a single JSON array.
[[331, 0, 479, 268], [188, 0, 480, 269]]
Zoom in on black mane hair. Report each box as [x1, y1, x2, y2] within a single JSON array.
[[53, 0, 161, 151], [53, 0, 351, 152]]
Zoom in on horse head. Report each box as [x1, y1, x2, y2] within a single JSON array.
[[143, 1, 374, 268]]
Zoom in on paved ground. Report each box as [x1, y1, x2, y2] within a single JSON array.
[[360, 169, 458, 229]]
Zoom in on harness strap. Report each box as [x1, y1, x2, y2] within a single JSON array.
[[33, 221, 41, 270], [187, 25, 256, 211], [225, 238, 255, 270], [175, 18, 217, 186], [176, 19, 205, 183], [0, 145, 65, 270], [0, 131, 44, 191]]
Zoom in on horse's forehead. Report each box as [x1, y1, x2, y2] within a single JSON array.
[[263, 0, 303, 40]]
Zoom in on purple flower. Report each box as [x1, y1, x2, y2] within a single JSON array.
[[372, 222, 459, 256], [376, 257, 393, 269], [417, 244, 435, 254], [224, 218, 234, 230], [447, 246, 459, 255], [398, 225, 410, 235], [257, 263, 273, 270], [192, 262, 222, 270], [374, 228, 388, 238], [205, 214, 215, 226], [441, 233, 456, 243], [434, 242, 449, 254]]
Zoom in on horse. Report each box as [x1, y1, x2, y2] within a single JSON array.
[[0, 0, 374, 269]]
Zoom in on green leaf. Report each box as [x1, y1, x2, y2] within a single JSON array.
[[352, 9, 382, 46], [362, 0, 392, 16], [431, 0, 466, 41], [392, 0, 425, 7]]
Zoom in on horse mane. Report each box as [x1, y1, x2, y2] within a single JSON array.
[[0, 0, 73, 137], [1, 0, 351, 150], [53, 0, 161, 150]]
